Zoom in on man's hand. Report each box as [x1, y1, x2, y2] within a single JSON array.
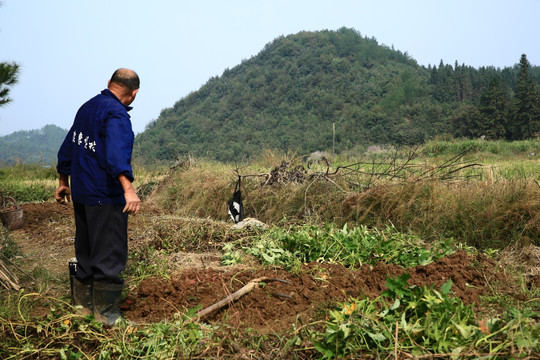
[[118, 173, 140, 215], [55, 185, 71, 204], [56, 174, 71, 204], [123, 189, 140, 215]]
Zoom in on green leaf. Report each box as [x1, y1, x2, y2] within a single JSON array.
[[383, 273, 410, 297], [454, 322, 476, 340], [389, 298, 401, 311], [313, 343, 335, 359], [440, 279, 453, 295], [261, 252, 275, 262], [368, 332, 386, 342], [340, 323, 350, 338]]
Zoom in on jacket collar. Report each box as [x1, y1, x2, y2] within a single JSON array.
[[101, 88, 133, 111]]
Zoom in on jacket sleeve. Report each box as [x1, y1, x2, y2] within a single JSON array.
[[56, 129, 74, 175], [103, 111, 135, 182]]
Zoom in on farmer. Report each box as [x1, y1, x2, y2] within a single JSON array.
[[55, 68, 140, 326]]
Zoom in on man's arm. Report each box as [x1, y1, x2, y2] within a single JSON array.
[[118, 173, 140, 215], [55, 173, 71, 204]]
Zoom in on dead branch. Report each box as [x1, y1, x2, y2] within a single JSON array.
[[233, 147, 482, 194], [196, 277, 290, 321]]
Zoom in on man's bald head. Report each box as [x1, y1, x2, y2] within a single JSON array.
[[108, 68, 140, 106], [109, 68, 140, 92]]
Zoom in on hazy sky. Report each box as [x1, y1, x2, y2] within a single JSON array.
[[1, 0, 539, 136]]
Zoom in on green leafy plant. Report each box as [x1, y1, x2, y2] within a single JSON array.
[[313, 274, 540, 359], [226, 224, 456, 269], [221, 243, 244, 266]]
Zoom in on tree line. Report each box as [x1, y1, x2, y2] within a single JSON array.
[[435, 54, 539, 141]]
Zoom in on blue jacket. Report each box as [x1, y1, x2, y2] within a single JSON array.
[[57, 89, 135, 205]]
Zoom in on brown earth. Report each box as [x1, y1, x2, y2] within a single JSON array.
[[6, 201, 539, 334]]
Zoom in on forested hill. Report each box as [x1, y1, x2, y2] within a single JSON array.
[[135, 27, 540, 163], [0, 124, 67, 166]]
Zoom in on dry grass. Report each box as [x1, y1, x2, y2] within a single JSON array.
[[500, 245, 540, 280], [340, 179, 540, 248], [142, 152, 539, 249]]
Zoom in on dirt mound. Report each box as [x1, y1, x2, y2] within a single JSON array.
[[124, 251, 495, 332], [19, 202, 73, 233]]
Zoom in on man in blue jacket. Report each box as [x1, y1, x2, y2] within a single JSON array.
[[55, 68, 141, 326]]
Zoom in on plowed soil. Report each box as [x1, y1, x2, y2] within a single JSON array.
[[7, 201, 539, 334]]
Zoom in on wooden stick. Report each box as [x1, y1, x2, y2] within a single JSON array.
[[0, 271, 20, 290], [196, 277, 287, 320], [0, 259, 18, 281], [0, 259, 20, 291]]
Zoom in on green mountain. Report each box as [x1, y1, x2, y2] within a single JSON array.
[[134, 27, 539, 163], [0, 124, 67, 166]]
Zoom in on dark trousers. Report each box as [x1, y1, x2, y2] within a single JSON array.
[[73, 202, 128, 284]]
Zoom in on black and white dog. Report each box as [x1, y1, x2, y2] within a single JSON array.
[[227, 177, 244, 223]]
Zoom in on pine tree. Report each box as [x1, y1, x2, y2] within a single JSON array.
[[478, 77, 509, 139], [0, 62, 20, 107], [508, 54, 540, 139], [432, 61, 458, 102], [452, 104, 481, 138]]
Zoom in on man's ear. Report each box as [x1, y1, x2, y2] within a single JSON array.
[[132, 89, 139, 97]]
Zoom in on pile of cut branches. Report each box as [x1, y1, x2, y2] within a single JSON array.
[[238, 147, 482, 190], [262, 160, 307, 185]]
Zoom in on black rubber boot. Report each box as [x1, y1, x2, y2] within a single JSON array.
[[93, 281, 131, 327], [70, 277, 93, 316]]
